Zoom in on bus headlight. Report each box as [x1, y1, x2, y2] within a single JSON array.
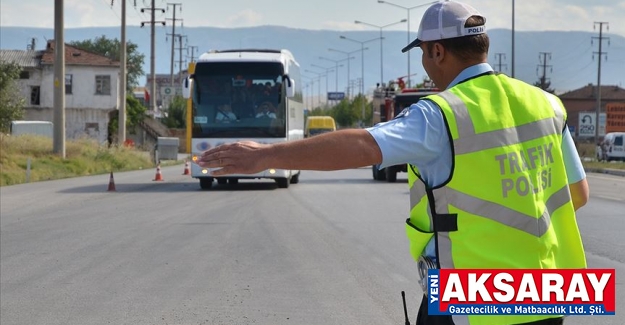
[[269, 169, 276, 174], [201, 169, 208, 174]]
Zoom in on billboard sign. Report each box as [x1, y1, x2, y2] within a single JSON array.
[[327, 92, 345, 101], [606, 102, 625, 133]]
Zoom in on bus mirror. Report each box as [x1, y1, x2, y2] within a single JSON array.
[[282, 74, 292, 87], [182, 76, 193, 99], [286, 78, 295, 98]]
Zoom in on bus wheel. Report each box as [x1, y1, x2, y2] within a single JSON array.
[[217, 178, 227, 185], [199, 177, 213, 190], [290, 173, 300, 184], [276, 178, 290, 188]]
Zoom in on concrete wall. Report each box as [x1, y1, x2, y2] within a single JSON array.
[[24, 106, 114, 144]]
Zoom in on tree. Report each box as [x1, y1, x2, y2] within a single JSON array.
[[70, 35, 145, 90], [108, 95, 147, 143], [0, 61, 25, 133], [162, 95, 186, 128], [331, 98, 360, 128], [534, 78, 555, 94]]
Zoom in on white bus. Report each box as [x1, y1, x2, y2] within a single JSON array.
[[182, 49, 304, 189]]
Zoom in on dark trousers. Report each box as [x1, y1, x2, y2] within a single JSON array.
[[416, 295, 564, 325]]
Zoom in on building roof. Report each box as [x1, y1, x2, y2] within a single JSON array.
[[559, 84, 625, 100], [40, 40, 120, 67], [0, 50, 42, 68]]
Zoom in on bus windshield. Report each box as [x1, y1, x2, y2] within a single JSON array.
[[192, 62, 285, 138]]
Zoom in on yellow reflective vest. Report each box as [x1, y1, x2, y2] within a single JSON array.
[[405, 72, 587, 325]]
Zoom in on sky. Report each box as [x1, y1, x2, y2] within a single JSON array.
[[1, 0, 624, 37]]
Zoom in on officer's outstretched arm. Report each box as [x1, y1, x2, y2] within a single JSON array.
[[569, 178, 589, 211], [197, 129, 383, 176]]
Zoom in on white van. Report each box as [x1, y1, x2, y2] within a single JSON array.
[[10, 121, 53, 138], [597, 132, 625, 161]]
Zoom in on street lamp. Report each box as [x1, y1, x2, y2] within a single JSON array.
[[354, 18, 406, 87], [378, 0, 437, 88], [301, 75, 315, 109], [328, 47, 367, 99], [319, 56, 352, 93], [311, 64, 339, 106], [339, 35, 380, 122], [304, 70, 326, 108]]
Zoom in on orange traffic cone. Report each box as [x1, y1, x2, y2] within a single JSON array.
[[153, 164, 164, 181], [107, 171, 116, 191], [182, 160, 190, 175]]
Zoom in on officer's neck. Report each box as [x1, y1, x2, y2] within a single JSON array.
[[438, 57, 487, 89]]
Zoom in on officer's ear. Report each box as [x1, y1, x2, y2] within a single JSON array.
[[432, 42, 445, 64]]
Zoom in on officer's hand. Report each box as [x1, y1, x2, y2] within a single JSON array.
[[196, 141, 269, 176]]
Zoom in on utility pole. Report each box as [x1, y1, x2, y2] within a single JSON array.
[[141, 0, 165, 113], [117, 0, 127, 144], [511, 0, 515, 78], [166, 3, 182, 87], [187, 45, 199, 63], [53, 0, 65, 157], [177, 35, 188, 82], [537, 52, 552, 91], [494, 53, 507, 72], [592, 22, 609, 142]]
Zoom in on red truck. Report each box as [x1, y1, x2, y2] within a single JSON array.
[[371, 88, 440, 182]]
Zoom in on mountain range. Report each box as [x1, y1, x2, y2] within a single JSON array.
[[1, 25, 624, 94]]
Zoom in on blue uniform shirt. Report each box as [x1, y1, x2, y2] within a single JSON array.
[[366, 63, 586, 258]]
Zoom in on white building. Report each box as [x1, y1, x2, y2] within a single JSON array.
[[1, 40, 120, 144]]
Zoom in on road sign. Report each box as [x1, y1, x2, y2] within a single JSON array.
[[327, 92, 345, 101], [578, 112, 606, 138], [160, 86, 181, 97]]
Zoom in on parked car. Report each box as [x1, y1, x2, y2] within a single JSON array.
[[597, 132, 625, 161]]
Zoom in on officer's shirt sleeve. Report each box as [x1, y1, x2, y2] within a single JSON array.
[[366, 100, 448, 170], [561, 127, 586, 184]]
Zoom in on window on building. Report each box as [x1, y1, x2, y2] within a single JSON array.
[[20, 71, 30, 79], [95, 75, 111, 95], [65, 74, 73, 94], [30, 86, 40, 105]]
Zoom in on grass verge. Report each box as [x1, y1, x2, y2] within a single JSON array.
[[0, 134, 182, 186]]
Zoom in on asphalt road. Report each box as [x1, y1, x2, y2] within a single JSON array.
[[1, 167, 623, 325]]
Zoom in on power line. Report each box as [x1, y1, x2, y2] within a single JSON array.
[[176, 34, 188, 80], [494, 53, 507, 72], [187, 45, 199, 63], [140, 0, 165, 111], [166, 3, 182, 87], [536, 52, 552, 90]]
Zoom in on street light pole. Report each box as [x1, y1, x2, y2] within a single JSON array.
[[328, 48, 366, 99], [319, 56, 351, 93], [354, 19, 406, 87], [305, 70, 326, 108], [377, 0, 437, 88], [339, 35, 379, 122], [311, 64, 337, 106], [302, 76, 315, 109]]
